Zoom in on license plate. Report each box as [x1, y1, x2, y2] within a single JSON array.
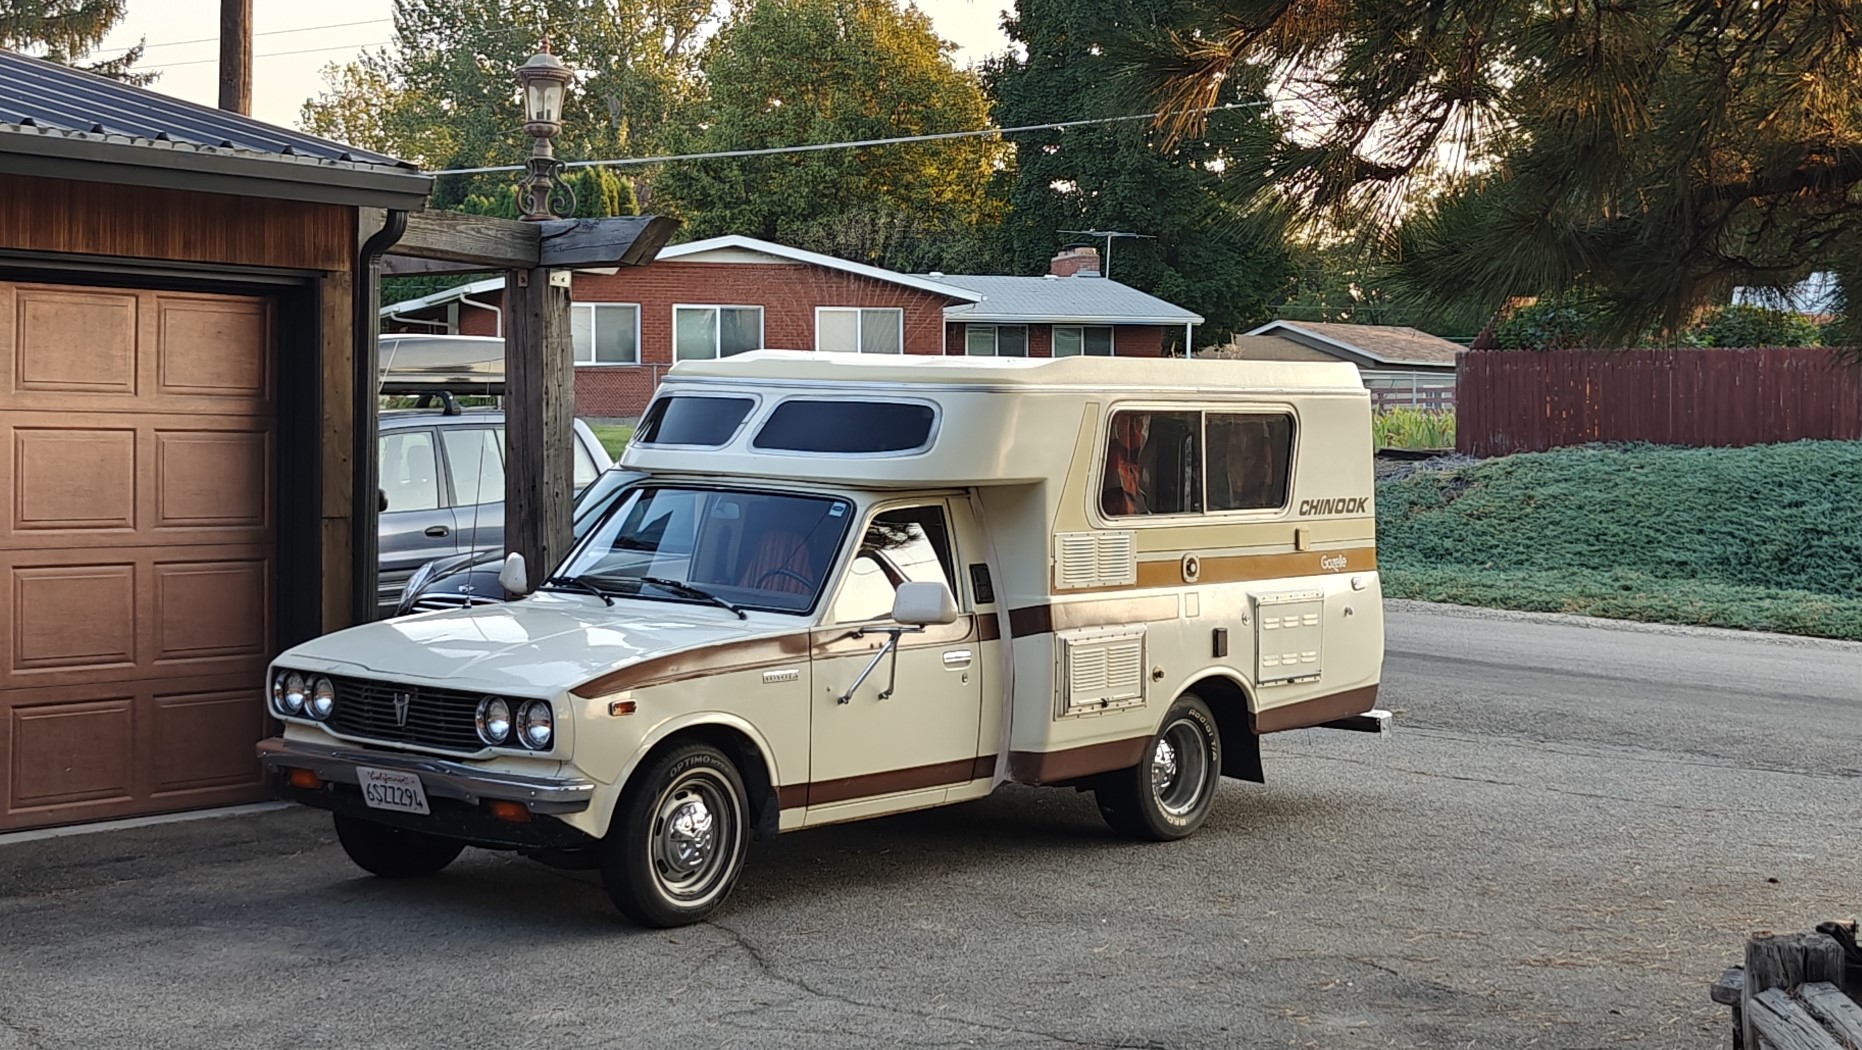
[[358, 767, 430, 815]]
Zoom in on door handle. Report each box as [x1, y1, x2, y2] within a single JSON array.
[[942, 649, 973, 669], [424, 525, 451, 537]]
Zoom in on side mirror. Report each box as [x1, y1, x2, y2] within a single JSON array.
[[498, 552, 530, 597], [891, 580, 957, 626], [378, 488, 389, 512]]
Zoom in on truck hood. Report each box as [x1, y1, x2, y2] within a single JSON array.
[[279, 595, 792, 697]]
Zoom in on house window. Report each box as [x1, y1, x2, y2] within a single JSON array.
[[1054, 325, 1114, 357], [674, 305, 764, 361], [964, 324, 1027, 357], [571, 303, 640, 365], [817, 307, 904, 354]]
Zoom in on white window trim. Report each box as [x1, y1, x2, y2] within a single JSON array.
[[572, 302, 643, 367], [964, 323, 1029, 357], [814, 306, 905, 354], [672, 304, 767, 361], [1052, 324, 1117, 357]]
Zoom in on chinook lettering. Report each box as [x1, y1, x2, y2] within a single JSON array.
[[1298, 496, 1371, 516]]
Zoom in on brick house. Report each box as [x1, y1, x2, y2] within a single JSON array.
[[381, 235, 1202, 418]]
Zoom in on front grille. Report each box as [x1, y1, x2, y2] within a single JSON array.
[[323, 676, 487, 753]]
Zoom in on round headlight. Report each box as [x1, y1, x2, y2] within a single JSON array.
[[307, 677, 336, 720], [516, 700, 553, 750], [283, 673, 307, 715], [476, 697, 512, 745], [271, 673, 287, 715]]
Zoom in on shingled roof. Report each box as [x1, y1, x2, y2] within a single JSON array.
[[0, 48, 429, 209], [1243, 320, 1462, 368]]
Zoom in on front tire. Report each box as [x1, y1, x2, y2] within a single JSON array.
[[601, 743, 749, 928], [1095, 694, 1222, 841], [333, 814, 466, 878]]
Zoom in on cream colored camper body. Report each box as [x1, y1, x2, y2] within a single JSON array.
[[258, 351, 1385, 925]]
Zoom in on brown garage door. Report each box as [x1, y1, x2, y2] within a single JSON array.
[[0, 280, 276, 830]]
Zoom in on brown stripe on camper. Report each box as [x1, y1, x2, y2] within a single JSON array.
[[1251, 684, 1380, 734], [1135, 546, 1378, 589]]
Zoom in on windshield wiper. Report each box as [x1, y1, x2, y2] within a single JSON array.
[[539, 575, 615, 606], [636, 577, 747, 619]]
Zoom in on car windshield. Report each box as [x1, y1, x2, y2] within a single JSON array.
[[554, 486, 853, 613]]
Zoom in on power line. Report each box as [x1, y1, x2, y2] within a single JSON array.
[[431, 101, 1268, 175], [147, 40, 393, 70], [91, 17, 393, 57]]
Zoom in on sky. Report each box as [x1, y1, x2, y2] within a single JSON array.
[[89, 1, 1015, 131]]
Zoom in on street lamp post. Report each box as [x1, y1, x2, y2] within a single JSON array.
[[516, 49, 574, 220]]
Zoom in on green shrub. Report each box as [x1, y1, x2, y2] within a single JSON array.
[[1694, 304, 1821, 347], [1373, 408, 1456, 450], [1376, 441, 1862, 638]]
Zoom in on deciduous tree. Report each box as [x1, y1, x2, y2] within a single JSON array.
[[987, 0, 1289, 346], [652, 0, 1001, 271]]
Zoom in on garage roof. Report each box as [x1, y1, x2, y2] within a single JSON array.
[[0, 49, 430, 210]]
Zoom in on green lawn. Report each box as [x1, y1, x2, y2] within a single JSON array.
[[1377, 441, 1862, 640], [589, 424, 633, 459]]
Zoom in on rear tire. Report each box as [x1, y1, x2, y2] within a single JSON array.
[[1095, 694, 1222, 841], [601, 743, 749, 928], [333, 814, 466, 878]]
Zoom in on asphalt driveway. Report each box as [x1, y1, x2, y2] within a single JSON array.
[[2, 602, 1858, 1049]]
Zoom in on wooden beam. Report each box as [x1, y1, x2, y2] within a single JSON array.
[[384, 210, 681, 273], [1745, 932, 1847, 1050], [536, 214, 682, 269], [394, 210, 542, 269], [503, 267, 576, 583], [379, 254, 504, 277]]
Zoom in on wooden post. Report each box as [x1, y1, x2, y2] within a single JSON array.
[[1743, 931, 1846, 1050], [504, 267, 575, 582], [218, 0, 251, 115]]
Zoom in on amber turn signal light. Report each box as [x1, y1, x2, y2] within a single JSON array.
[[286, 768, 322, 790], [608, 700, 636, 716], [487, 800, 532, 823]]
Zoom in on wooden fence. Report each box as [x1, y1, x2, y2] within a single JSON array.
[[1456, 347, 1862, 456]]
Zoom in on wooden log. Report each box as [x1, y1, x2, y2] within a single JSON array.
[[1746, 933, 1848, 1050], [1749, 988, 1846, 1050], [503, 267, 575, 583], [396, 211, 541, 268], [1714, 967, 1746, 1006], [1799, 983, 1862, 1046]]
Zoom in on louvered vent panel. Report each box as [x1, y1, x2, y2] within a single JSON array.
[[1254, 590, 1326, 685], [1056, 627, 1147, 717], [1054, 531, 1137, 589]]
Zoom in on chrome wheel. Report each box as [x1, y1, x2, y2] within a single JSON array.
[[649, 768, 740, 906], [1150, 717, 1211, 818]]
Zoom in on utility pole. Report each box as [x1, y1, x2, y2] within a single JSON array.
[[218, 0, 251, 115]]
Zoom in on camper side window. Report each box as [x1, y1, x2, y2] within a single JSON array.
[[1206, 414, 1295, 511], [1101, 411, 1203, 517], [832, 506, 958, 623]]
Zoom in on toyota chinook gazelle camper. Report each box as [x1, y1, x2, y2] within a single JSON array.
[[258, 352, 1387, 927]]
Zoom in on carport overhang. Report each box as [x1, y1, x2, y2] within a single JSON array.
[[0, 125, 432, 211]]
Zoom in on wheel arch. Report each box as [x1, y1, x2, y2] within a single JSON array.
[[1178, 671, 1264, 784], [619, 715, 784, 839]]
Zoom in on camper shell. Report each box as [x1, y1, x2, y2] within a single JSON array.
[[257, 351, 1386, 927]]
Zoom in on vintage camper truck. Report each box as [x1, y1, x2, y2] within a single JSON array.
[[258, 352, 1386, 927]]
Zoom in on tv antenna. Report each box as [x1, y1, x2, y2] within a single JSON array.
[[1059, 229, 1155, 280]]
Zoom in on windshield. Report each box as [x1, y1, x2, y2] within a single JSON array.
[[572, 469, 644, 539], [555, 486, 853, 613]]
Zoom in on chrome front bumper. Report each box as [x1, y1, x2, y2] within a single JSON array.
[[256, 737, 596, 815]]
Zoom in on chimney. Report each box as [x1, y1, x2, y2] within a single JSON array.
[[1049, 245, 1101, 278]]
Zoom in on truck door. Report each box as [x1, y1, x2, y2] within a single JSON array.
[[807, 500, 986, 813]]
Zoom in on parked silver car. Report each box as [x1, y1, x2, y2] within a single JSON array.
[[377, 408, 612, 611]]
